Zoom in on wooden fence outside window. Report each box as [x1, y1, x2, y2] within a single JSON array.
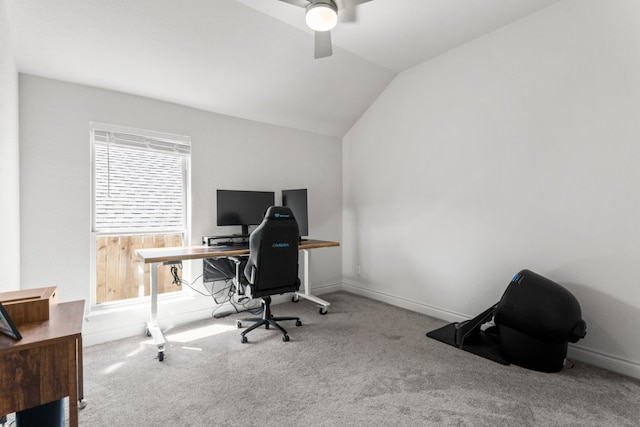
[[96, 234, 184, 304]]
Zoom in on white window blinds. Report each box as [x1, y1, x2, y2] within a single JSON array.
[[92, 123, 191, 232]]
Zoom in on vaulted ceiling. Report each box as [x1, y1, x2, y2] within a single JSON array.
[[5, 0, 562, 137]]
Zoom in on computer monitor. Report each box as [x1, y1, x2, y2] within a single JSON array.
[[216, 189, 275, 236], [282, 188, 308, 239]]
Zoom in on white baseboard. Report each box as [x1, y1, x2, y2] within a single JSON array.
[[567, 344, 640, 380], [308, 281, 342, 296], [341, 281, 468, 323], [83, 305, 218, 346], [341, 281, 640, 380]]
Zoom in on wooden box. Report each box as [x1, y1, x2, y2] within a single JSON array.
[[0, 286, 58, 325]]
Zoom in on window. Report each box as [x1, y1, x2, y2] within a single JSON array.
[[91, 123, 191, 305]]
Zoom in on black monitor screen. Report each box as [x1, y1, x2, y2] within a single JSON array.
[[217, 190, 275, 235], [282, 189, 308, 238]]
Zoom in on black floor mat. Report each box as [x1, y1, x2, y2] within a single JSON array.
[[427, 323, 510, 365]]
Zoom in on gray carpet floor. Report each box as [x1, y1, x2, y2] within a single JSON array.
[[76, 291, 639, 426]]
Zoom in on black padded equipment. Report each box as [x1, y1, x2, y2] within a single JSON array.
[[495, 269, 587, 372], [427, 269, 586, 373]]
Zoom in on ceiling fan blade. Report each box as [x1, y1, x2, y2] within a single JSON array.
[[339, 0, 373, 22], [278, 0, 309, 8], [340, 4, 357, 22], [314, 31, 333, 59]]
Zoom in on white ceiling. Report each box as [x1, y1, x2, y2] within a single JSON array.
[[5, 0, 562, 137]]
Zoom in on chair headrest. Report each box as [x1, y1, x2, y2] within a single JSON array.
[[264, 206, 295, 220]]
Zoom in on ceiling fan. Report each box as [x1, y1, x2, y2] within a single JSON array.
[[278, 0, 373, 59]]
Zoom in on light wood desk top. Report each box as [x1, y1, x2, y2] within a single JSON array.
[[136, 239, 339, 264]]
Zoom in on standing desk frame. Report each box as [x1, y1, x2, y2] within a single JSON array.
[[136, 239, 339, 361]]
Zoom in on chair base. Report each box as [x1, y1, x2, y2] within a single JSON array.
[[237, 296, 301, 343]]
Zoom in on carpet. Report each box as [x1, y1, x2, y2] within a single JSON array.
[[70, 291, 640, 426]]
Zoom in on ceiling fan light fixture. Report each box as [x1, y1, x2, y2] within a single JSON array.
[[305, 1, 338, 32]]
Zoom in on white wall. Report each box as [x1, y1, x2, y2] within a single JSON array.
[[0, 0, 20, 292], [343, 0, 640, 379], [19, 75, 342, 344]]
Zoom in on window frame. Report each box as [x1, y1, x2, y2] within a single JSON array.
[[89, 122, 192, 310]]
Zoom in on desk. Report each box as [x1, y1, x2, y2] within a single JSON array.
[[136, 239, 339, 361], [0, 300, 85, 427]]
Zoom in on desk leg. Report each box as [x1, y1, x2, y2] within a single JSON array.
[[68, 340, 79, 427], [77, 335, 87, 409], [146, 262, 166, 361], [294, 249, 330, 314]]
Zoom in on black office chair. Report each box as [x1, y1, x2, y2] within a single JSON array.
[[236, 206, 302, 343]]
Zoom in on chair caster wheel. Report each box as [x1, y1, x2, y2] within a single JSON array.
[[295, 320, 302, 327], [282, 335, 290, 342], [158, 351, 164, 361], [241, 336, 248, 344], [319, 307, 328, 315], [236, 321, 242, 328], [292, 295, 299, 303]]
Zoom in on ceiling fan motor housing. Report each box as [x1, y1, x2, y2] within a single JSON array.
[[306, 0, 338, 32]]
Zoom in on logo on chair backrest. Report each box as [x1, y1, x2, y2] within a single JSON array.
[[274, 213, 290, 218], [272, 242, 290, 248]]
